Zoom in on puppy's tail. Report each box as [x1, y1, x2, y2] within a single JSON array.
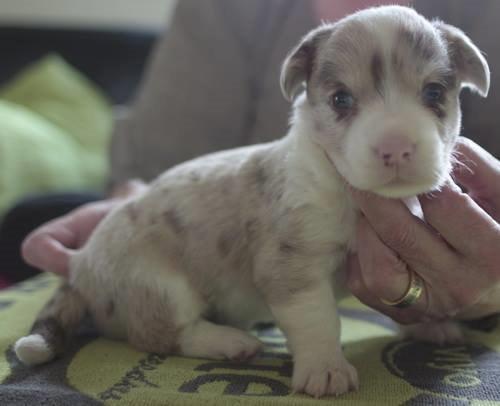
[[14, 283, 87, 366]]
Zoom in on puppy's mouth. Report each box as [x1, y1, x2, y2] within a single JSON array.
[[381, 168, 421, 186], [373, 174, 439, 198], [383, 177, 412, 188]]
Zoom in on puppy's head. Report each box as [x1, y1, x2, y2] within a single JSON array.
[[281, 6, 490, 197]]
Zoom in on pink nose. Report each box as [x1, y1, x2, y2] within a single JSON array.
[[373, 135, 416, 167]]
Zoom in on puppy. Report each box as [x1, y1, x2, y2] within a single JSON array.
[[15, 6, 489, 398]]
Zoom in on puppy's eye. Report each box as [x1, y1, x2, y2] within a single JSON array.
[[331, 91, 355, 110], [422, 83, 445, 106]]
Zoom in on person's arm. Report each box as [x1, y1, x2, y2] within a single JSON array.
[[347, 137, 500, 323]]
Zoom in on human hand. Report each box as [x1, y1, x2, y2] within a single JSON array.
[[347, 137, 500, 323], [22, 180, 147, 276], [453, 136, 500, 222]]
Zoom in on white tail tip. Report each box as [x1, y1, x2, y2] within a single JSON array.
[[14, 334, 54, 365]]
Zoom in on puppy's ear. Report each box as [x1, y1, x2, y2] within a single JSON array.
[[434, 21, 490, 97], [280, 26, 333, 102]]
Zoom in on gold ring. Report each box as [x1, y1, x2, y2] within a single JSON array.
[[379, 269, 424, 308]]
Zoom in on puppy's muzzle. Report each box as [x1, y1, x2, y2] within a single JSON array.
[[372, 135, 417, 168]]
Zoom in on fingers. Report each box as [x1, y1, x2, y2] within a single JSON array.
[[452, 137, 500, 197], [347, 217, 466, 322], [346, 253, 426, 325], [355, 217, 415, 305], [25, 237, 74, 276], [350, 189, 457, 270], [20, 199, 116, 276], [419, 180, 500, 256], [21, 218, 77, 276], [71, 201, 114, 246]]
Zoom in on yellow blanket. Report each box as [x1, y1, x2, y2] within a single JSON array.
[[1, 273, 499, 405]]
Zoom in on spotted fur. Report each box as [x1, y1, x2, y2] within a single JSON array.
[[16, 5, 489, 398]]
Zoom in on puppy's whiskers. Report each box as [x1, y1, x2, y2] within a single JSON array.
[[451, 150, 476, 176]]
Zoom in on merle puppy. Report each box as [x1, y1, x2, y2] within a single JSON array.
[[15, 6, 489, 398]]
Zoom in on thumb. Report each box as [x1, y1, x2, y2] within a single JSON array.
[[21, 223, 76, 276]]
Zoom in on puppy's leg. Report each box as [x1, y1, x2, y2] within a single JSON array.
[[14, 283, 86, 365], [177, 320, 262, 361], [401, 320, 464, 345], [125, 284, 183, 355], [125, 278, 261, 360], [268, 282, 358, 397]]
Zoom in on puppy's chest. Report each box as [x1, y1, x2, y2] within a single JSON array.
[[300, 203, 357, 298], [316, 205, 357, 247], [281, 197, 358, 257]]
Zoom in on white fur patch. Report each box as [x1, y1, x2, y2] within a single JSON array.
[[14, 334, 54, 366]]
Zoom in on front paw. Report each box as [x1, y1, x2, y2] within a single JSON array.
[[292, 353, 359, 398]]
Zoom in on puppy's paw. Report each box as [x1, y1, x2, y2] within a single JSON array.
[[292, 353, 358, 398], [223, 333, 263, 361], [402, 321, 464, 345]]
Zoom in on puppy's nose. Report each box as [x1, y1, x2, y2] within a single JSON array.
[[373, 135, 416, 167]]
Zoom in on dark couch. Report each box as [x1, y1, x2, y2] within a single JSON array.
[[0, 26, 158, 104]]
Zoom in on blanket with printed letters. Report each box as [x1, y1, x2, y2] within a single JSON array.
[[1, 273, 499, 405]]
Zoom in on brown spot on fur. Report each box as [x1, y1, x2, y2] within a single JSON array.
[[391, 49, 405, 72], [126, 285, 179, 354], [37, 283, 86, 331], [274, 188, 284, 202], [251, 157, 282, 202], [217, 231, 235, 258], [371, 51, 384, 95], [189, 172, 201, 182], [125, 202, 139, 222], [214, 220, 260, 272], [283, 26, 333, 100], [255, 260, 320, 305], [163, 209, 184, 234], [440, 72, 457, 89], [244, 153, 285, 205], [279, 241, 296, 254], [31, 317, 66, 354], [446, 38, 482, 82], [217, 223, 258, 271], [254, 164, 268, 193], [399, 26, 438, 62], [278, 235, 309, 257], [317, 61, 340, 90], [245, 219, 259, 241]]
